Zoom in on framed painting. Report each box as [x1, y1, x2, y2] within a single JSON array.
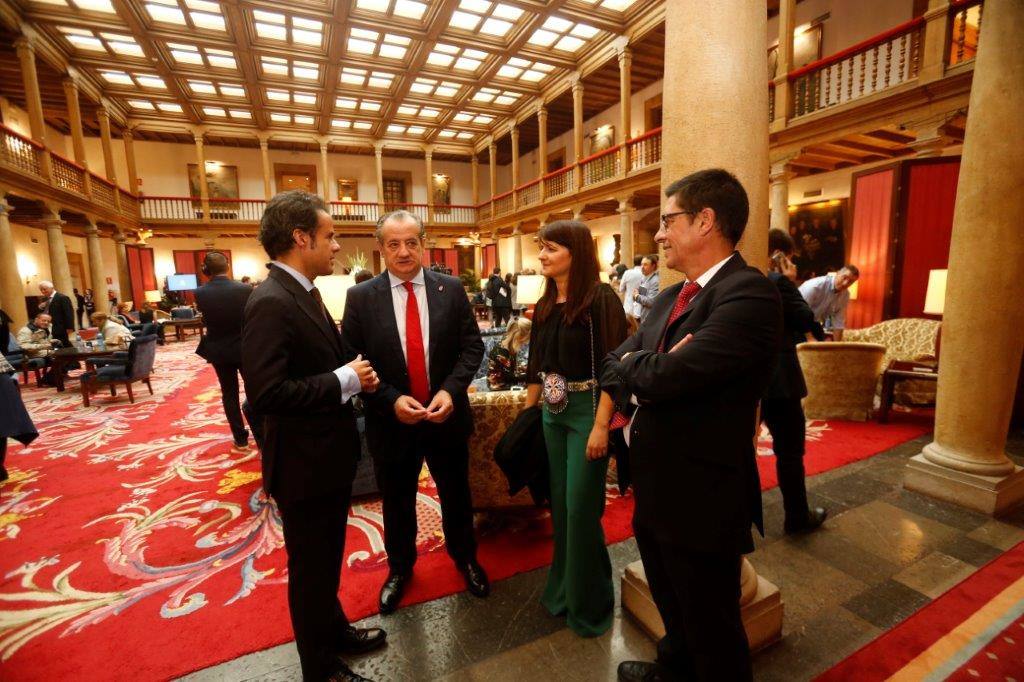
[[789, 198, 849, 281], [187, 163, 239, 199]]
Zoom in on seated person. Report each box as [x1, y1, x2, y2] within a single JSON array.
[[115, 302, 138, 326], [17, 313, 59, 357], [138, 302, 171, 324], [487, 317, 531, 391], [90, 312, 134, 350]]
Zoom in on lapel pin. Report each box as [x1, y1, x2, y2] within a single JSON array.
[[438, 285, 444, 291]]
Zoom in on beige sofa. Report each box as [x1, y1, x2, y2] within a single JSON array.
[[842, 318, 941, 405], [796, 342, 887, 421], [467, 389, 535, 509]]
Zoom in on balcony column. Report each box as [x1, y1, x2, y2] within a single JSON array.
[[193, 132, 210, 220], [319, 141, 331, 201], [62, 77, 92, 197], [769, 157, 795, 232], [905, 0, 1024, 515], [96, 106, 118, 184], [113, 229, 131, 303], [537, 106, 548, 201], [84, 217, 107, 301], [919, 0, 955, 84], [618, 198, 634, 266], [42, 205, 74, 298], [471, 154, 479, 206], [374, 142, 385, 212], [123, 128, 139, 194], [424, 145, 434, 223], [488, 139, 497, 200], [0, 195, 26, 329], [510, 125, 520, 211], [15, 37, 52, 181], [512, 222, 523, 274], [771, 0, 795, 131], [618, 43, 632, 176], [572, 76, 584, 191], [259, 138, 273, 201]]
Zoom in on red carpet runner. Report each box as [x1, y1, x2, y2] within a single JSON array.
[[820, 541, 1024, 680], [0, 341, 931, 680]]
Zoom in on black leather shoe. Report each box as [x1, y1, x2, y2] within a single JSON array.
[[785, 506, 829, 535], [617, 660, 673, 682], [335, 624, 387, 655], [378, 571, 410, 614], [459, 560, 490, 598], [325, 658, 374, 682]]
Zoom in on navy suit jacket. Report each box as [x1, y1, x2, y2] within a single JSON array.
[[195, 275, 252, 366]]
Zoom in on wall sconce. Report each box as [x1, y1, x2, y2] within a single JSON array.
[[17, 253, 38, 284]]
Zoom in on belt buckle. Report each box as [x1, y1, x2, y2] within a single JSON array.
[[542, 372, 569, 414]]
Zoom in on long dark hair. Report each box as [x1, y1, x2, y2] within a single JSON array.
[[535, 220, 601, 325]]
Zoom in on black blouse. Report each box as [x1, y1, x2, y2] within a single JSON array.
[[527, 283, 629, 385]]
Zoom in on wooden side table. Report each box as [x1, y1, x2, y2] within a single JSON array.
[[878, 360, 938, 423]]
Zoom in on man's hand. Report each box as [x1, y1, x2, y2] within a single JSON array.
[[780, 255, 798, 282], [586, 423, 609, 461], [669, 333, 694, 353], [424, 389, 454, 424], [394, 395, 428, 424], [347, 355, 379, 393], [632, 291, 640, 301]]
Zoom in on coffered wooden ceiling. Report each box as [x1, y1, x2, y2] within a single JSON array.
[[1, 0, 669, 157]]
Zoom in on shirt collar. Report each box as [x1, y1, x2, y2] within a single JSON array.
[[692, 252, 735, 288], [388, 268, 425, 289], [271, 260, 314, 292]]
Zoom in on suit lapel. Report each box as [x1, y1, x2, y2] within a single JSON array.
[[645, 282, 681, 350], [373, 273, 404, 356], [661, 252, 747, 344], [423, 269, 443, 369], [270, 267, 340, 358]]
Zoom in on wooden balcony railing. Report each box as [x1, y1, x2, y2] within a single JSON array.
[[0, 124, 45, 177], [51, 153, 87, 195], [431, 205, 477, 223], [385, 203, 429, 222], [789, 16, 924, 118], [949, 0, 983, 66], [544, 164, 575, 198], [478, 202, 492, 222], [90, 173, 117, 211], [492, 191, 514, 218], [140, 196, 196, 220], [118, 189, 139, 217], [580, 145, 622, 187], [205, 198, 266, 221], [330, 201, 379, 224], [516, 179, 540, 208], [627, 127, 662, 171], [768, 81, 776, 122]]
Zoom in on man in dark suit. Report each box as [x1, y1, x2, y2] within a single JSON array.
[[195, 251, 261, 449], [38, 281, 75, 347], [342, 210, 488, 615], [242, 190, 385, 682], [603, 169, 782, 682], [767, 229, 828, 534]]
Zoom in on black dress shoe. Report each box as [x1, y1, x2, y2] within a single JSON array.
[[335, 624, 387, 655], [617, 660, 673, 682], [325, 658, 374, 682], [458, 560, 490, 598], [785, 506, 829, 535], [378, 571, 410, 615]]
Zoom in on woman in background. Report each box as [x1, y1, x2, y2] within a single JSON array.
[[487, 317, 531, 390], [90, 312, 133, 350]]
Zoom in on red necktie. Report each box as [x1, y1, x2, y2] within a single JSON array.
[[402, 281, 431, 405], [659, 282, 702, 351]]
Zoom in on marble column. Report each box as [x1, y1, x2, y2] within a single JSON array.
[[0, 196, 26, 329], [96, 107, 118, 184], [905, 0, 1024, 515], [510, 125, 520, 210], [771, 0, 795, 130], [471, 155, 479, 206], [43, 206, 74, 297], [572, 77, 584, 190], [537, 106, 549, 200], [512, 222, 523, 274], [618, 198, 634, 266], [62, 78, 88, 167], [15, 37, 52, 180], [488, 141, 497, 200], [84, 219, 107, 300], [618, 44, 632, 175], [374, 142, 385, 211], [424, 145, 434, 221], [123, 129, 139, 193], [193, 134, 210, 218], [260, 139, 273, 200], [113, 229, 131, 302], [320, 142, 331, 201], [769, 159, 794, 233]]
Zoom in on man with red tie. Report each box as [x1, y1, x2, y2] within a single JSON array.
[[342, 210, 488, 615], [602, 169, 782, 682]]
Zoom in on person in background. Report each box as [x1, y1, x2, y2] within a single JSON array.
[[504, 273, 517, 318], [83, 288, 96, 320], [633, 255, 661, 323], [486, 267, 512, 327], [115, 302, 138, 326], [1, 309, 12, 355], [17, 313, 57, 357], [73, 288, 86, 329], [618, 256, 644, 321], [523, 220, 629, 638], [107, 289, 118, 314], [37, 281, 75, 347], [487, 317, 531, 391], [765, 229, 827, 534], [90, 312, 133, 350], [240, 275, 253, 285], [799, 265, 859, 340], [354, 269, 373, 285]]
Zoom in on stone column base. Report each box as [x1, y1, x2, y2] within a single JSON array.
[[621, 560, 783, 653], [905, 453, 1024, 515]]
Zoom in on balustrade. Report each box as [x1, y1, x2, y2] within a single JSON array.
[[51, 153, 86, 195], [140, 196, 196, 220], [431, 205, 476, 224], [89, 174, 117, 210], [384, 203, 429, 222], [492, 192, 514, 218], [0, 124, 44, 178], [627, 128, 662, 172], [118, 189, 139, 217], [330, 201, 378, 224], [949, 0, 983, 66], [544, 165, 575, 198], [580, 147, 621, 187], [516, 180, 540, 208]]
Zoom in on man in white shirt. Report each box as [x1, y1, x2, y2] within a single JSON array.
[[618, 256, 644, 320], [633, 255, 662, 323], [798, 265, 859, 340]]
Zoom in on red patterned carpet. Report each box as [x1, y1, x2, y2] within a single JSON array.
[[0, 341, 931, 681]]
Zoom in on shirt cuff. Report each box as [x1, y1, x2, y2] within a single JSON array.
[[334, 365, 361, 403]]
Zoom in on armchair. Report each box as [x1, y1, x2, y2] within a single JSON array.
[[81, 334, 158, 407], [796, 342, 887, 421], [4, 337, 47, 387]]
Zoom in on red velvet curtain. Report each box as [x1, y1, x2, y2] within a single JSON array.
[[846, 168, 896, 329], [897, 160, 960, 318], [444, 248, 459, 275], [483, 244, 497, 275], [125, 246, 146, 309]]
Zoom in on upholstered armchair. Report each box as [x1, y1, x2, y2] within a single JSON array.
[[843, 318, 941, 405], [796, 342, 887, 421], [467, 389, 535, 509]]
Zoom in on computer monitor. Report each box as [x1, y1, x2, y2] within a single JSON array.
[[166, 273, 199, 291]]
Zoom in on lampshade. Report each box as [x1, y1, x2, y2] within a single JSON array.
[[316, 274, 356, 321], [847, 280, 858, 300], [599, 272, 611, 283], [144, 290, 162, 303], [516, 274, 546, 306], [923, 269, 947, 315], [480, 278, 487, 291]]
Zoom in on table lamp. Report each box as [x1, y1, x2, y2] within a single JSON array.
[[923, 269, 947, 315], [316, 274, 355, 322], [144, 290, 162, 304], [516, 274, 546, 306]]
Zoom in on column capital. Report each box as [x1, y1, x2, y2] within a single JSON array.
[[84, 219, 100, 236], [470, 154, 479, 166], [258, 138, 270, 150], [373, 140, 385, 155], [113, 228, 127, 244], [122, 127, 134, 141], [512, 222, 522, 235], [96, 106, 111, 121], [536, 104, 548, 119], [319, 142, 329, 153], [616, 43, 632, 63], [14, 36, 34, 54], [61, 76, 80, 92], [0, 196, 11, 215], [571, 74, 584, 93], [42, 209, 65, 228], [422, 144, 433, 158], [509, 124, 519, 139]]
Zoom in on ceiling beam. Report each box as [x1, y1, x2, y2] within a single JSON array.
[[220, 0, 269, 130], [316, 0, 351, 135]]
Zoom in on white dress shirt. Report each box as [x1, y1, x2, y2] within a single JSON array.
[[388, 268, 430, 381], [271, 261, 360, 403], [619, 266, 643, 318]]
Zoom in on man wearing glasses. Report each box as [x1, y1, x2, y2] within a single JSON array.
[[603, 169, 782, 682]]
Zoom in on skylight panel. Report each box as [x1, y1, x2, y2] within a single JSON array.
[[451, 11, 480, 30], [529, 16, 601, 52], [128, 99, 155, 110], [294, 62, 319, 79], [388, 124, 406, 134], [497, 57, 556, 83], [170, 45, 203, 64], [492, 3, 521, 20], [190, 81, 217, 94], [356, 0, 426, 20], [543, 16, 572, 32], [270, 112, 291, 123], [294, 92, 317, 105], [146, 2, 185, 23], [480, 18, 512, 36], [583, 0, 637, 9], [555, 35, 584, 52], [157, 102, 183, 113], [332, 119, 353, 129], [438, 130, 456, 138], [451, 0, 525, 40], [229, 109, 251, 119], [203, 106, 227, 117], [527, 29, 557, 47], [394, 0, 426, 19], [368, 72, 394, 88], [407, 126, 425, 135], [76, 0, 115, 11], [65, 34, 104, 51], [294, 115, 315, 125], [207, 50, 236, 69], [460, 0, 490, 12], [145, 0, 225, 30], [138, 75, 166, 88], [354, 121, 372, 130], [254, 10, 320, 44]]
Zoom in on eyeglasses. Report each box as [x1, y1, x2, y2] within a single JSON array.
[[660, 210, 696, 229]]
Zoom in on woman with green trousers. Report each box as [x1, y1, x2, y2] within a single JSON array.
[[524, 220, 629, 637]]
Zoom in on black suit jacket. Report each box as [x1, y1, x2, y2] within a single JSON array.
[[764, 271, 823, 400], [601, 253, 782, 554], [44, 292, 75, 344], [195, 275, 252, 366], [341, 269, 484, 457], [241, 265, 359, 504]]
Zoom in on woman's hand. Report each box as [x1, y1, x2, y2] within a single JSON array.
[[586, 423, 609, 461]]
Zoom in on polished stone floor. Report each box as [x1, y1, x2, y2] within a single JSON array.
[[181, 432, 1024, 682]]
